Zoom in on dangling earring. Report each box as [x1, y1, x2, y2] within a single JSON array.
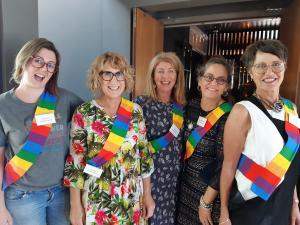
[[222, 90, 229, 98]]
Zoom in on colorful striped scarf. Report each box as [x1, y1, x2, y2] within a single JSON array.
[[87, 98, 134, 167], [185, 102, 232, 160], [3, 92, 57, 190], [238, 98, 300, 200], [149, 102, 184, 153]]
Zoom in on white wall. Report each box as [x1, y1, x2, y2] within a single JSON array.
[[38, 0, 131, 100]]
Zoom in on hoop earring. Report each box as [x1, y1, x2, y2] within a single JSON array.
[[197, 85, 201, 92]]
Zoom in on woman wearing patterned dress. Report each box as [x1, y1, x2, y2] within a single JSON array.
[[219, 40, 300, 225], [135, 52, 186, 225], [176, 56, 232, 225], [64, 52, 155, 225]]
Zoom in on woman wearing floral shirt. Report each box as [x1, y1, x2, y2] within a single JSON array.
[[64, 52, 155, 225]]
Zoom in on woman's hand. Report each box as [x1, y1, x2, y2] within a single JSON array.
[[218, 217, 232, 225], [70, 203, 85, 225], [219, 207, 231, 225], [142, 194, 155, 219], [0, 207, 13, 225], [198, 206, 213, 225], [290, 201, 300, 225]]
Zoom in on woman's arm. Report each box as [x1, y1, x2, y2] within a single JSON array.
[[70, 188, 85, 225], [0, 147, 13, 225], [64, 107, 88, 224], [199, 116, 227, 225], [219, 104, 250, 225], [142, 176, 155, 219], [199, 186, 219, 225], [135, 104, 155, 219], [290, 186, 300, 225]]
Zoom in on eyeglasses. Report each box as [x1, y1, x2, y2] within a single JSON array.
[[252, 62, 285, 74], [201, 74, 228, 85], [30, 56, 56, 73], [99, 71, 125, 81]]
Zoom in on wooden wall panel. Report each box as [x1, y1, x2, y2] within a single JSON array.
[[280, 0, 300, 108], [132, 8, 164, 97]]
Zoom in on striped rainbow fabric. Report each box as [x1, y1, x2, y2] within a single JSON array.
[[3, 92, 57, 190], [87, 98, 134, 167], [238, 98, 300, 200], [185, 102, 232, 160], [149, 102, 184, 153]]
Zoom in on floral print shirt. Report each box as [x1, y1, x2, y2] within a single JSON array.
[[64, 100, 154, 225]]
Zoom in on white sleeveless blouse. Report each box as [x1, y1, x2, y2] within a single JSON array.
[[235, 100, 285, 200]]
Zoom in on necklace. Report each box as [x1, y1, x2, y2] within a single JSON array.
[[253, 92, 283, 113]]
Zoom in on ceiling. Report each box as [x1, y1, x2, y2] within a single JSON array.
[[129, 0, 293, 27]]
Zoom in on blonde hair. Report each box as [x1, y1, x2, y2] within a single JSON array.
[[87, 52, 134, 94], [12, 38, 60, 95], [144, 52, 186, 105]]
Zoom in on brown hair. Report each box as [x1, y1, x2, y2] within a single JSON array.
[[196, 55, 231, 82], [144, 52, 186, 105], [241, 39, 288, 71], [12, 38, 60, 95]]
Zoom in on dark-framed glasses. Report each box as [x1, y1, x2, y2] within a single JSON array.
[[30, 56, 56, 73], [201, 74, 228, 85], [99, 71, 125, 81], [252, 62, 285, 74]]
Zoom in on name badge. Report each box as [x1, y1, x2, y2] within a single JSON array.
[[289, 114, 300, 129], [197, 116, 207, 127], [169, 124, 180, 137], [83, 164, 103, 178], [35, 113, 56, 126]]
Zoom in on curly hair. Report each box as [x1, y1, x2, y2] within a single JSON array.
[[87, 52, 134, 95]]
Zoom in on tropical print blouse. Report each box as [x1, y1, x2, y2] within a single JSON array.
[[64, 100, 154, 225]]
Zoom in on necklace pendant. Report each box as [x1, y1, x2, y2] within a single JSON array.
[[188, 123, 193, 130], [273, 100, 283, 113]]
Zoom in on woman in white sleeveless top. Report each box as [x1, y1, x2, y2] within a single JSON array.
[[219, 39, 300, 225]]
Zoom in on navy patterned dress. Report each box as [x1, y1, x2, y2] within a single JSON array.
[[176, 98, 229, 225], [134, 96, 184, 225]]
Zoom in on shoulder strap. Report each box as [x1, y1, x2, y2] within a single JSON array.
[[247, 96, 287, 141]]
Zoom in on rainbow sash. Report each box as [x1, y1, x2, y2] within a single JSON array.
[[2, 92, 57, 190], [185, 102, 232, 160], [238, 99, 300, 200], [87, 98, 134, 167], [149, 102, 184, 153]]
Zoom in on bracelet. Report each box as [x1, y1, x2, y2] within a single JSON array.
[[219, 218, 230, 224], [199, 195, 213, 211], [294, 199, 299, 203]]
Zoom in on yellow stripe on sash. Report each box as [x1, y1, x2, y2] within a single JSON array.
[[11, 156, 32, 171], [35, 107, 55, 115], [272, 154, 291, 171]]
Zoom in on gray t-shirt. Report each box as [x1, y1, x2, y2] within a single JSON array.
[[0, 87, 83, 190]]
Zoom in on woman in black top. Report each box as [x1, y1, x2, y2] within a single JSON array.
[[177, 56, 231, 225]]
